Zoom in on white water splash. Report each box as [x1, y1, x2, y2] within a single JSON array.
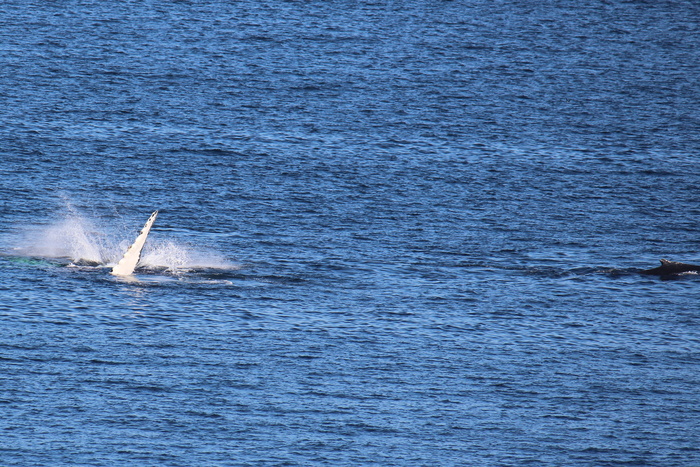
[[141, 240, 234, 273], [9, 206, 233, 272], [14, 214, 111, 264]]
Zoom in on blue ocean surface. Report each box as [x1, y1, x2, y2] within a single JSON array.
[[1, 1, 699, 465]]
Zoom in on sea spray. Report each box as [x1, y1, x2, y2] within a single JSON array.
[[15, 213, 110, 264], [9, 206, 234, 272], [141, 239, 235, 273], [141, 240, 190, 273]]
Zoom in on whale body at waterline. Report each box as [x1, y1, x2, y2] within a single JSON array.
[[640, 259, 700, 276]]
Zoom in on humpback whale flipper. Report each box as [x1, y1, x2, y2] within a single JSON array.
[[640, 258, 700, 276], [111, 211, 158, 276]]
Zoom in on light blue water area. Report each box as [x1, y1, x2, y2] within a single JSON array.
[[1, 1, 700, 465]]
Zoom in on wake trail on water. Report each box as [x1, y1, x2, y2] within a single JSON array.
[[6, 208, 234, 274]]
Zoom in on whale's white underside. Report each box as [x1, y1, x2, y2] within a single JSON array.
[[111, 211, 158, 276]]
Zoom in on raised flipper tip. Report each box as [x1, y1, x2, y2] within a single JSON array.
[[111, 210, 159, 276]]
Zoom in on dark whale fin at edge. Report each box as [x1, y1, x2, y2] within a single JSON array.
[[640, 258, 700, 276]]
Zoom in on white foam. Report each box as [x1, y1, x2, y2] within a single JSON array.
[[8, 205, 234, 273], [14, 215, 110, 264], [141, 240, 236, 272]]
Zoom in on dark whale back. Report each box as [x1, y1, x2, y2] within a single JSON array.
[[640, 259, 700, 276]]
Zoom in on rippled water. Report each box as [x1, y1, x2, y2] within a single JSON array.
[[1, 1, 700, 465]]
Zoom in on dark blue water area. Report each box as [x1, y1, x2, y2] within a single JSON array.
[[2, 1, 700, 465]]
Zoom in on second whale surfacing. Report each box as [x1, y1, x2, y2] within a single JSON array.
[[111, 211, 158, 276], [640, 259, 700, 276]]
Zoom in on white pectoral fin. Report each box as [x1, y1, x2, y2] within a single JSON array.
[[111, 211, 159, 276]]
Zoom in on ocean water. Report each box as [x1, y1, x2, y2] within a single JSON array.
[[1, 1, 700, 465]]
